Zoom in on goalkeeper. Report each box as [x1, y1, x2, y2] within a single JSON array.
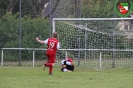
[[61, 57, 74, 72]]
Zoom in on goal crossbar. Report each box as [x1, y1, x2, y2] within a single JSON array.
[[53, 18, 133, 21]]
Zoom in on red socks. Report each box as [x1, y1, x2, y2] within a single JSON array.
[[45, 63, 53, 73]]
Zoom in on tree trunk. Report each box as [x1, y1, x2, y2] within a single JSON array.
[[7, 0, 19, 13]]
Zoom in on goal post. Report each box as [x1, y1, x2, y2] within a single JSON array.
[[53, 18, 133, 68]]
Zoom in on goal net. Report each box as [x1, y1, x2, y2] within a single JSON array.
[[53, 18, 133, 68]]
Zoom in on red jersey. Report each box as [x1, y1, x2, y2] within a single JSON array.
[[46, 38, 59, 55]]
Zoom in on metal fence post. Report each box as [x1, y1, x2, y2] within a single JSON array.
[[99, 51, 102, 68], [19, 0, 22, 66], [33, 50, 35, 67], [1, 49, 3, 66]]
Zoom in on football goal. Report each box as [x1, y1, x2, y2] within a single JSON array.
[[53, 18, 133, 68]]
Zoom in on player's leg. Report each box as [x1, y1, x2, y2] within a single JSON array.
[[61, 68, 64, 71], [45, 62, 55, 75], [61, 65, 68, 72], [67, 65, 74, 72], [44, 54, 55, 75], [42, 64, 45, 70], [42, 54, 50, 70], [71, 65, 74, 71], [62, 68, 68, 72]]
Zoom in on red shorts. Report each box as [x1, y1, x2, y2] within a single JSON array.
[[46, 53, 56, 63]]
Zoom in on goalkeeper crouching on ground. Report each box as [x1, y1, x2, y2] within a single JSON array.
[[61, 57, 74, 72]]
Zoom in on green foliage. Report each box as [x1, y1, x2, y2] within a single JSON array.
[[82, 0, 114, 18], [21, 16, 49, 48], [0, 12, 49, 61], [0, 0, 116, 18], [0, 12, 19, 48]]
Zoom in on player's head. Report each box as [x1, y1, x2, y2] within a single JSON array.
[[65, 57, 73, 62], [53, 32, 57, 38], [66, 57, 71, 60]]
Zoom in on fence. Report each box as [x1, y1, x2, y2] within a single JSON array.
[[1, 48, 133, 68]]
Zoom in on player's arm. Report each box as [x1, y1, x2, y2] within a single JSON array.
[[62, 65, 67, 68], [36, 37, 45, 44], [61, 60, 67, 68], [57, 42, 60, 50]]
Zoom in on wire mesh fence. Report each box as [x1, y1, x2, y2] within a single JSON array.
[[1, 48, 133, 68]]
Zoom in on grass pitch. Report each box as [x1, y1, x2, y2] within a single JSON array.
[[0, 67, 133, 88]]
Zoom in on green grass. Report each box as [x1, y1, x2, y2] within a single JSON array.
[[0, 67, 133, 88]]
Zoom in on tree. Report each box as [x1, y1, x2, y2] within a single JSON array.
[[0, 12, 50, 60], [0, 0, 19, 17], [0, 0, 8, 18], [27, 0, 48, 18], [82, 0, 114, 18], [7, 0, 19, 13], [44, 0, 60, 19]]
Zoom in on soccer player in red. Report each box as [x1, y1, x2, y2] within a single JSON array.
[[36, 32, 60, 75]]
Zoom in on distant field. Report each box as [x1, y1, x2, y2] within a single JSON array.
[[0, 67, 133, 88]]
